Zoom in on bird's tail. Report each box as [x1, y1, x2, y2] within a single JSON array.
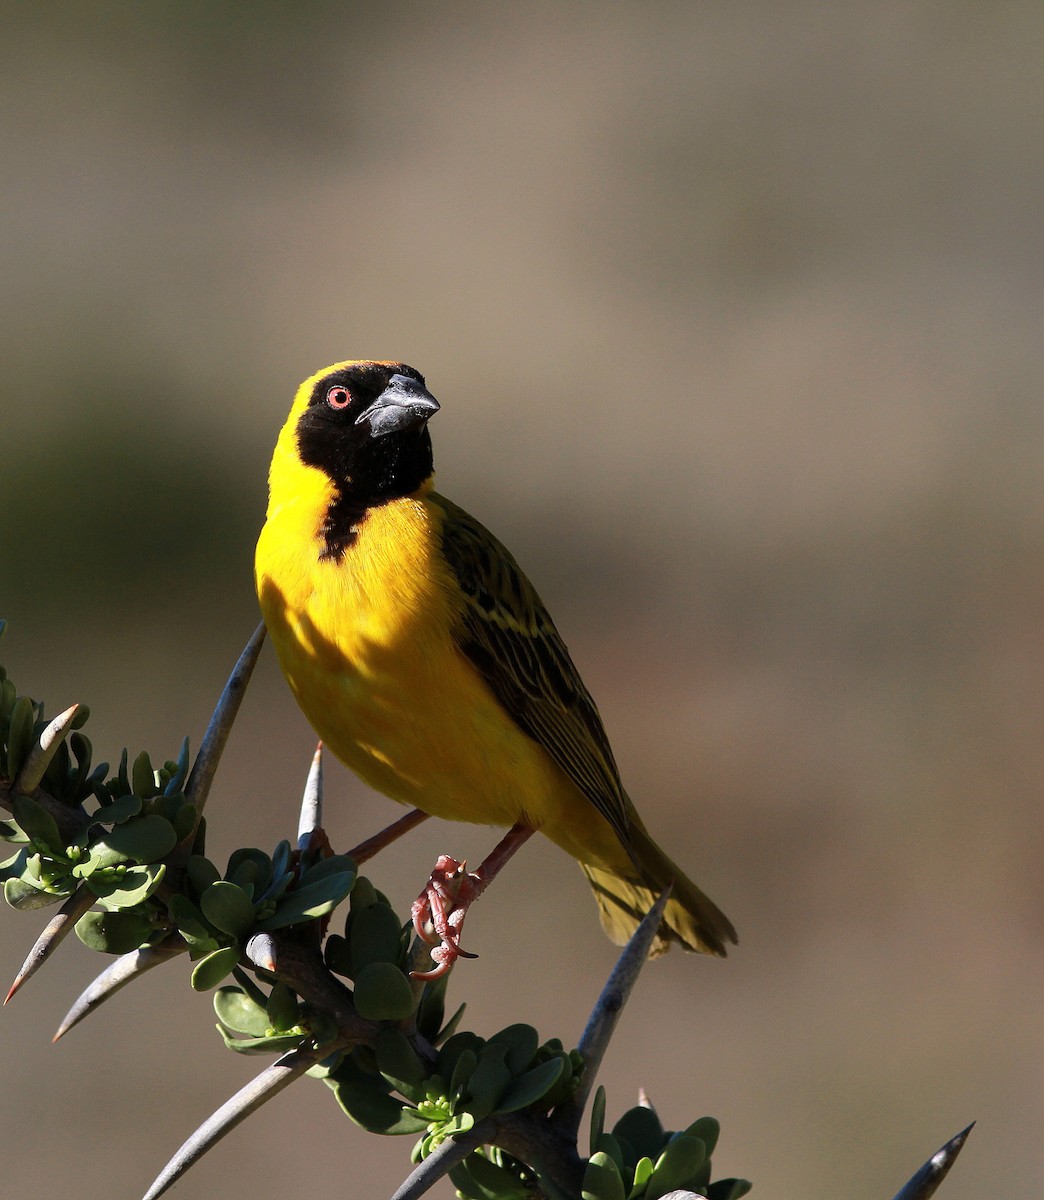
[[580, 818, 737, 957]]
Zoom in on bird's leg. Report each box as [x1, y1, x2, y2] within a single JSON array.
[[410, 823, 536, 981], [346, 808, 430, 865]]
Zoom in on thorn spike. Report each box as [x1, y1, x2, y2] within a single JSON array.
[[14, 703, 81, 794], [139, 1042, 340, 1200], [297, 741, 323, 850], [890, 1122, 976, 1200], [53, 938, 187, 1041], [5, 887, 93, 1003], [184, 622, 266, 820], [245, 932, 278, 974], [555, 886, 671, 1138]]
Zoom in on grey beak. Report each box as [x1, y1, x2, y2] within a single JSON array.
[[356, 374, 440, 438]]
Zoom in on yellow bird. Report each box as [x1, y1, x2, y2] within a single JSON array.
[[255, 360, 736, 973]]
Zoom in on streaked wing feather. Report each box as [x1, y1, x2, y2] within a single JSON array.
[[435, 494, 631, 844]]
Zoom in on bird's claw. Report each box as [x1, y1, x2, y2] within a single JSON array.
[[410, 854, 484, 980]]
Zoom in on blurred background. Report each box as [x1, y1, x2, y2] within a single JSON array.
[[1, 3, 1041, 1197]]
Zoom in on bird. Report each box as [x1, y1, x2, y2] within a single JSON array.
[[255, 360, 736, 975]]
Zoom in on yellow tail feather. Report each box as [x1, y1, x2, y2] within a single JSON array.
[[580, 820, 737, 957]]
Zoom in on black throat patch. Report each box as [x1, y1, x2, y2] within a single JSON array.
[[317, 489, 371, 562], [309, 430, 434, 562], [293, 363, 435, 564]]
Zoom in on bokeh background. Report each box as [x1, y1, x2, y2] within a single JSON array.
[[2, 3, 1041, 1197]]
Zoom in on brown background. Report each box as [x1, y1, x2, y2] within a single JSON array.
[[1, 4, 1041, 1198]]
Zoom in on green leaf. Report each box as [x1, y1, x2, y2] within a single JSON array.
[[228, 859, 259, 898], [231, 965, 271, 1008], [376, 1027, 429, 1103], [646, 1135, 708, 1200], [495, 1055, 566, 1114], [214, 985, 270, 1037], [216, 1027, 305, 1056], [681, 1116, 720, 1157], [435, 1001, 467, 1046], [11, 795, 62, 852], [629, 1157, 655, 1200], [268, 839, 292, 884], [464, 1043, 511, 1120], [324, 933, 353, 977], [6, 695, 36, 778], [226, 847, 273, 895], [613, 1105, 665, 1163], [258, 870, 354, 931], [448, 1047, 479, 1100], [305, 1048, 346, 1079], [190, 945, 240, 991], [200, 880, 256, 940], [4, 876, 63, 910], [349, 1042, 380, 1075], [41, 737, 70, 795], [706, 1179, 752, 1200], [298, 852, 356, 887], [437, 1111, 475, 1140], [539, 1046, 580, 1108], [329, 1076, 430, 1135], [262, 869, 295, 907], [582, 1151, 626, 1200], [163, 736, 191, 794], [0, 678, 16, 725], [440, 1033, 483, 1092], [91, 792, 142, 827], [167, 893, 214, 942], [448, 1160, 488, 1200], [595, 1133, 625, 1176], [131, 750, 156, 798], [90, 863, 165, 908], [487, 1023, 539, 1075], [187, 854, 221, 896], [63, 733, 92, 801], [348, 899, 405, 974], [75, 909, 157, 954], [113, 748, 131, 796], [95, 814, 177, 864], [353, 961, 416, 1021], [415, 972, 448, 1042], [266, 982, 300, 1033], [451, 1153, 531, 1200], [590, 1085, 607, 1152], [78, 845, 125, 874], [349, 874, 378, 913], [172, 800, 198, 842]]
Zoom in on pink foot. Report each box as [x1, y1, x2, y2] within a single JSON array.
[[410, 854, 484, 981]]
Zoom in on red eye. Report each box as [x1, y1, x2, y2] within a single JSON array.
[[326, 386, 351, 409]]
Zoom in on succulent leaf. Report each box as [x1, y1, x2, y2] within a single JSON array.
[[200, 880, 256, 940], [352, 960, 415, 1021], [582, 1150, 626, 1200], [494, 1055, 566, 1114], [190, 945, 240, 991], [257, 870, 354, 931], [214, 985, 270, 1037], [645, 1134, 707, 1200], [75, 909, 157, 954]]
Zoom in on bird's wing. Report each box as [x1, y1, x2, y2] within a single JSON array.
[[434, 493, 632, 846]]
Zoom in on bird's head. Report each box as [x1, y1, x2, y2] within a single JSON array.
[[289, 360, 440, 500]]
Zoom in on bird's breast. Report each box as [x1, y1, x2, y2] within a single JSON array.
[[258, 491, 448, 702], [255, 492, 555, 826]]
